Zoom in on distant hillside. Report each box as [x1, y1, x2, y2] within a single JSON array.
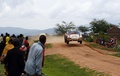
[[0, 27, 55, 36]]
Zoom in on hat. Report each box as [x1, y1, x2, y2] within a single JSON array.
[[39, 33, 46, 37]]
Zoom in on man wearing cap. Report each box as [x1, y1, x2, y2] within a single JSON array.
[[24, 34, 46, 76]]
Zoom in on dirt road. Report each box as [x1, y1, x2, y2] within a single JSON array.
[[30, 35, 120, 76]]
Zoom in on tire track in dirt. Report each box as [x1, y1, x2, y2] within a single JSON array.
[[45, 36, 120, 76], [29, 35, 120, 76]]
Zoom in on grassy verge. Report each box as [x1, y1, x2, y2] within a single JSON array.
[[0, 63, 4, 76], [89, 42, 120, 52], [42, 54, 110, 76], [0, 54, 110, 76], [45, 43, 52, 49], [87, 42, 120, 58], [111, 53, 120, 58]]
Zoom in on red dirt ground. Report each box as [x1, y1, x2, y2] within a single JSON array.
[[29, 35, 120, 76]]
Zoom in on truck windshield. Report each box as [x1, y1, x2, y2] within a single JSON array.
[[68, 31, 79, 34]]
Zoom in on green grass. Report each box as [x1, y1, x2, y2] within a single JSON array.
[[45, 43, 52, 49], [88, 42, 120, 58], [112, 53, 120, 58], [89, 43, 110, 51], [42, 54, 109, 76], [0, 54, 110, 76], [0, 64, 4, 76], [34, 40, 39, 42], [89, 42, 120, 52]]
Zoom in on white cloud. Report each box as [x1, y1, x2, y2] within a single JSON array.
[[0, 0, 120, 30]]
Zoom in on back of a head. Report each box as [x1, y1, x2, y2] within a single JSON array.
[[25, 36, 28, 40], [8, 39, 12, 44], [12, 38, 20, 47], [1, 34, 3, 37], [39, 35, 46, 44]]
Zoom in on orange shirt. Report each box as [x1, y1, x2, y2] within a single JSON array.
[[1, 43, 14, 57]]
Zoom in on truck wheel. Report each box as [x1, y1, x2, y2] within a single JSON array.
[[67, 41, 69, 44], [64, 39, 66, 43], [80, 41, 82, 44]]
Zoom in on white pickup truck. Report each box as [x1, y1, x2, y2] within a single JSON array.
[[64, 29, 83, 44]]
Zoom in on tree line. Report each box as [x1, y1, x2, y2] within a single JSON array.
[[54, 19, 119, 35]]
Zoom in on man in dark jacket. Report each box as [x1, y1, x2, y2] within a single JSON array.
[[4, 38, 25, 76]]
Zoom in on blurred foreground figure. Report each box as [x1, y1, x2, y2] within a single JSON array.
[[4, 38, 25, 76], [0, 39, 14, 63], [24, 34, 46, 76]]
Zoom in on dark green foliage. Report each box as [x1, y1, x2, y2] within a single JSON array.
[[85, 37, 94, 42], [78, 25, 89, 33], [54, 21, 75, 35], [90, 19, 111, 33]]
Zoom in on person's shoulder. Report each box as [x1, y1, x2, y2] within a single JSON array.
[[7, 48, 14, 54], [34, 42, 43, 49], [30, 42, 38, 49], [31, 42, 38, 46]]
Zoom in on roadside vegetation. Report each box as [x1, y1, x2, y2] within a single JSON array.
[[0, 54, 110, 76], [54, 19, 120, 58], [84, 36, 120, 58], [1, 18, 120, 76], [0, 43, 110, 76], [42, 54, 110, 76], [45, 43, 52, 49], [112, 53, 120, 58], [0, 64, 4, 76]]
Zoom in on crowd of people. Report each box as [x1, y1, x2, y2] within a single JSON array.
[[96, 36, 117, 48], [0, 33, 46, 76]]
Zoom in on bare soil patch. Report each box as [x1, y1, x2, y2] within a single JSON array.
[[29, 35, 120, 76]]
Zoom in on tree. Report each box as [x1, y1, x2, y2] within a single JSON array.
[[78, 25, 89, 33], [90, 19, 111, 33], [54, 21, 75, 35]]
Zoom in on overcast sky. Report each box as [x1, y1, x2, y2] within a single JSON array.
[[0, 0, 120, 30]]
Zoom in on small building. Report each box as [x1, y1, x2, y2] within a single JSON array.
[[107, 26, 120, 40]]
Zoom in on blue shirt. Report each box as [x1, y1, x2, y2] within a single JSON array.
[[24, 42, 43, 75]]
